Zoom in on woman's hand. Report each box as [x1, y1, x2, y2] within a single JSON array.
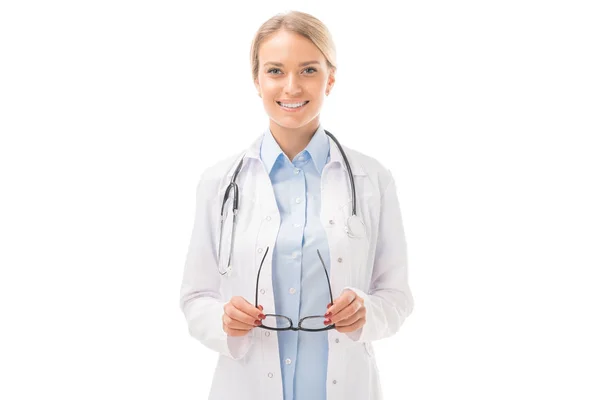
[[325, 289, 366, 333], [223, 296, 265, 337]]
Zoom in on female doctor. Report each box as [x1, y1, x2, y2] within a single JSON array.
[[179, 10, 414, 400]]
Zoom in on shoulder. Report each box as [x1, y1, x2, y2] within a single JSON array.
[[201, 152, 243, 180], [194, 151, 244, 196], [197, 133, 263, 183], [342, 145, 395, 191]]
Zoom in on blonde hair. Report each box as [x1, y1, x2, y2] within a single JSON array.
[[250, 10, 337, 83]]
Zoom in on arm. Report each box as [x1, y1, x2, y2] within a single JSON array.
[[344, 171, 414, 342], [179, 174, 253, 360]]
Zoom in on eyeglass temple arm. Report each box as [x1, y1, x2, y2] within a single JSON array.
[[255, 246, 270, 308], [254, 248, 334, 308], [316, 249, 334, 306]]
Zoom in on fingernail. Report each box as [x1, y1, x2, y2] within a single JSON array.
[[324, 312, 332, 318], [254, 320, 261, 325], [327, 303, 332, 308], [324, 319, 331, 325], [259, 314, 266, 319]]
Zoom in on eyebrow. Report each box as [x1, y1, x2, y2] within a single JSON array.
[[263, 61, 320, 67]]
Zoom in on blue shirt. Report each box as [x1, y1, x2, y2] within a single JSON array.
[[260, 124, 332, 400]]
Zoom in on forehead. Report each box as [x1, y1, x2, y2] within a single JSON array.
[[259, 30, 324, 63]]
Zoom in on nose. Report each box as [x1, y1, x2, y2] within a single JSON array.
[[284, 74, 302, 96]]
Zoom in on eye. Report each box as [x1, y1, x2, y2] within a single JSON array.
[[266, 67, 317, 75]]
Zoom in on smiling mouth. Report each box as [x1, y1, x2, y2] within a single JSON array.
[[277, 101, 309, 110]]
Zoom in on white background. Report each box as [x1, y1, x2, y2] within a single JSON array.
[[1, 1, 599, 399]]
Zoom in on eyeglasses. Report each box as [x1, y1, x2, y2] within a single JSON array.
[[254, 247, 336, 332]]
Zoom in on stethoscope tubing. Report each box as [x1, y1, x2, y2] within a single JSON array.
[[217, 130, 361, 275], [220, 130, 356, 218]]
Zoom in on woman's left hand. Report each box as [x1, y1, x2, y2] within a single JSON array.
[[325, 289, 366, 333]]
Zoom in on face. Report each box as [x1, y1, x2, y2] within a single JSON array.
[[254, 29, 335, 133]]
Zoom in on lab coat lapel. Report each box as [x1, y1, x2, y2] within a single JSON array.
[[234, 134, 280, 296], [321, 161, 350, 298], [322, 137, 371, 297]]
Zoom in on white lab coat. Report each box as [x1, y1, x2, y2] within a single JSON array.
[[180, 132, 414, 400]]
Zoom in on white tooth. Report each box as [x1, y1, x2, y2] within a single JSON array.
[[281, 102, 305, 108]]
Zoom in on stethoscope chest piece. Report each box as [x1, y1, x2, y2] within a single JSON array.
[[345, 214, 366, 239]]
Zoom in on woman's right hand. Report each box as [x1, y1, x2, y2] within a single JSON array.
[[222, 296, 265, 337]]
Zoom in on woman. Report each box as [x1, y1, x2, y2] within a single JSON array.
[[179, 10, 414, 400]]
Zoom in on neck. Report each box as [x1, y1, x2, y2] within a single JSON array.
[[269, 118, 320, 161]]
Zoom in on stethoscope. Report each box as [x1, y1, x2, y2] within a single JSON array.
[[217, 129, 366, 275]]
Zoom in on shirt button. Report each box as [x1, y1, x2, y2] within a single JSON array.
[[257, 248, 263, 253], [294, 223, 302, 228], [265, 331, 270, 337], [285, 358, 292, 365], [337, 257, 343, 263], [294, 168, 300, 174], [292, 252, 298, 259], [329, 219, 335, 225], [260, 289, 266, 294], [268, 372, 273, 378], [298, 156, 305, 161], [295, 197, 302, 204], [289, 288, 296, 294]]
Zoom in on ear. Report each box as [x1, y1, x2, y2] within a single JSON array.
[[327, 67, 336, 94]]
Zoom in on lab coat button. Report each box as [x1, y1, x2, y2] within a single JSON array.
[[337, 257, 343, 263], [266, 216, 271, 221], [265, 331, 270, 337], [268, 372, 273, 378], [257, 248, 263, 253], [329, 219, 335, 225], [260, 289, 266, 294], [335, 338, 339, 343], [289, 288, 296, 294], [285, 358, 292, 365], [333, 380, 337, 384]]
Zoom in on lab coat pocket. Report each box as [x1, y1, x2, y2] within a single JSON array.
[[342, 216, 371, 290], [349, 193, 382, 290]]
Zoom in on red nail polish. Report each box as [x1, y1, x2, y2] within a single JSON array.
[[325, 312, 332, 318], [324, 319, 331, 325]]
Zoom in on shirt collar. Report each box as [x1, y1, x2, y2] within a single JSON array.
[[260, 124, 330, 174], [304, 124, 330, 174], [226, 129, 367, 181]]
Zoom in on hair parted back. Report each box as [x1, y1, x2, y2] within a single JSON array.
[[250, 10, 337, 83]]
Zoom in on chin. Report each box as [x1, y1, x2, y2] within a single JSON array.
[[273, 118, 322, 134]]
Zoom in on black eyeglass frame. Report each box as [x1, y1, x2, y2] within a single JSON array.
[[254, 247, 336, 332]]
